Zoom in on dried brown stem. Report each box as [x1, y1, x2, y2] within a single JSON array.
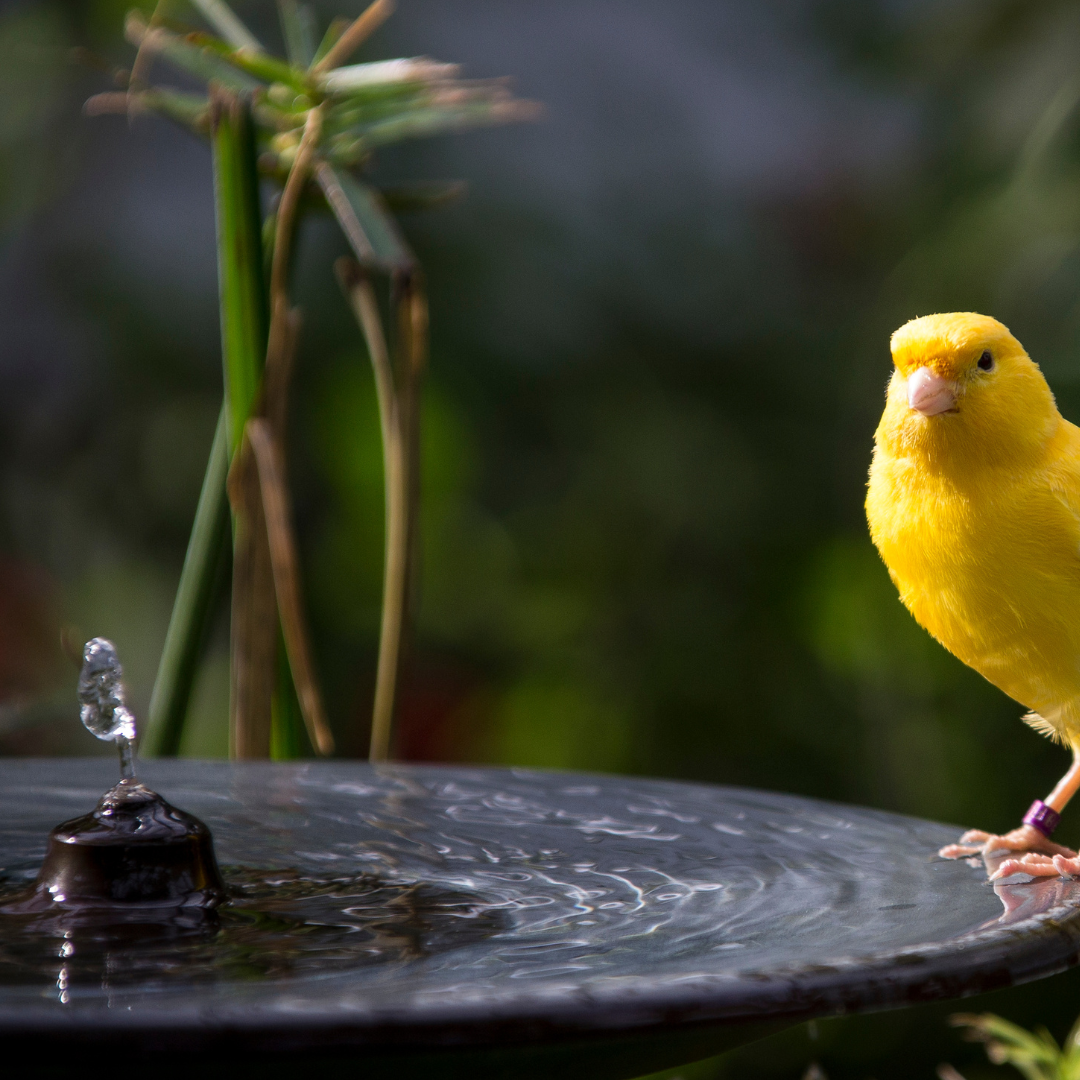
[[85, 93, 139, 117], [334, 262, 428, 761], [230, 300, 334, 757], [311, 0, 394, 75], [269, 106, 323, 306], [227, 440, 276, 758], [396, 272, 427, 706], [127, 1, 167, 93], [263, 299, 299, 439], [229, 106, 327, 758], [246, 417, 335, 755], [336, 258, 407, 762]]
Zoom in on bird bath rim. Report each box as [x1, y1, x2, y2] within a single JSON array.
[[0, 758, 1076, 1069]]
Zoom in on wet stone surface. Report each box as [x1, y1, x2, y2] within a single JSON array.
[[0, 760, 1075, 1043]]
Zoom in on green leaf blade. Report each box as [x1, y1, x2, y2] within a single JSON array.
[[192, 33, 308, 90], [316, 162, 415, 273], [140, 88, 211, 133], [128, 17, 264, 94], [278, 0, 318, 68], [310, 16, 347, 68], [189, 0, 263, 52], [144, 405, 231, 755]]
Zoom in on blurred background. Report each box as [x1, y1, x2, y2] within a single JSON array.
[[4, 0, 1080, 1075]]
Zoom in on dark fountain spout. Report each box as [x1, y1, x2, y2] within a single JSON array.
[[22, 639, 225, 911]]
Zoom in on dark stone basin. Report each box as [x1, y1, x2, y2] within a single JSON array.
[[0, 759, 1077, 1079], [9, 779, 225, 911]]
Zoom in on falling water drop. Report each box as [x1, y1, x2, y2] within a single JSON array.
[[77, 638, 137, 780]]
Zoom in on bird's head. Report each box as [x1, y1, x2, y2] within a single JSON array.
[[877, 312, 1060, 470]]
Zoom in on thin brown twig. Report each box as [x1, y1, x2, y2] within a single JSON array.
[[269, 106, 323, 308], [335, 258, 407, 762], [259, 102, 323, 448], [246, 417, 335, 755], [316, 162, 378, 265], [936, 1067, 966, 1080], [127, 1, 168, 96], [85, 93, 141, 117], [406, 273, 429, 381], [396, 272, 427, 715], [263, 301, 300, 440], [262, 291, 295, 434], [255, 301, 335, 756], [335, 261, 396, 456], [311, 0, 394, 75], [229, 301, 334, 757], [238, 106, 332, 757]]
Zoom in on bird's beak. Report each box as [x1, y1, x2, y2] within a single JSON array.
[[906, 366, 957, 416]]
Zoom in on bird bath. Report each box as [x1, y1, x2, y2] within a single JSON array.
[[0, 759, 1078, 1080]]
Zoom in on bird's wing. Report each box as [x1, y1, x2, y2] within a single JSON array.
[[1045, 420, 1080, 564]]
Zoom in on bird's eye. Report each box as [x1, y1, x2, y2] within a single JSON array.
[[977, 351, 994, 371]]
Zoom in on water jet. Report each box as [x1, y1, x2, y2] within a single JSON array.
[[8, 639, 225, 914]]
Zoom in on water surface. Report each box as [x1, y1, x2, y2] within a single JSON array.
[[0, 760, 1074, 1037]]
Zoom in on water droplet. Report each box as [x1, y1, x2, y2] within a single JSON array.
[[77, 638, 136, 780]]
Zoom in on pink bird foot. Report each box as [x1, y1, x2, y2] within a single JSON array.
[[939, 824, 1078, 880], [987, 851, 1080, 880]]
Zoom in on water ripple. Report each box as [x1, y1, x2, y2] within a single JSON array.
[[0, 760, 1072, 1034]]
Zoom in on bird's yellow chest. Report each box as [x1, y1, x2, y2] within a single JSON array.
[[866, 447, 1080, 725]]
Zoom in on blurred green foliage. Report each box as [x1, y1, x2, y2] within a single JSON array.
[[948, 1011, 1080, 1080], [4, 0, 1080, 1075], [0, 5, 69, 240]]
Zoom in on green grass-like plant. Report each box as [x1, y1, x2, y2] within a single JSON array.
[[946, 1012, 1080, 1080], [87, 0, 536, 759]]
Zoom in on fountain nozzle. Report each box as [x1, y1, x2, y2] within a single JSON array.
[[9, 639, 227, 912]]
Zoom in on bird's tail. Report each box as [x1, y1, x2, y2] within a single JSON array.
[[1022, 710, 1069, 744]]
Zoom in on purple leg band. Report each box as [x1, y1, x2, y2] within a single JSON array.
[[1024, 799, 1061, 838]]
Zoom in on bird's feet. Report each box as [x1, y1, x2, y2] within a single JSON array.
[[939, 824, 1080, 880]]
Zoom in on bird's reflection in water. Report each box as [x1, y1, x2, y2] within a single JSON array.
[[977, 848, 1080, 927]]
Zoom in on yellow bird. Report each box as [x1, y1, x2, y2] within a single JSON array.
[[866, 312, 1080, 879]]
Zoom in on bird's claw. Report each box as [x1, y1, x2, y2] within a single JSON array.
[[939, 842, 984, 858], [989, 852, 1080, 880], [938, 829, 1003, 858], [940, 823, 1078, 877]]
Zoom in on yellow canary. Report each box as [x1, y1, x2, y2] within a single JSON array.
[[866, 312, 1080, 878]]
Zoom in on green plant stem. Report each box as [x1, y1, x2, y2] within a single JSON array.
[[145, 88, 266, 757], [212, 87, 268, 454], [229, 103, 329, 759], [143, 405, 231, 755], [215, 86, 272, 758]]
